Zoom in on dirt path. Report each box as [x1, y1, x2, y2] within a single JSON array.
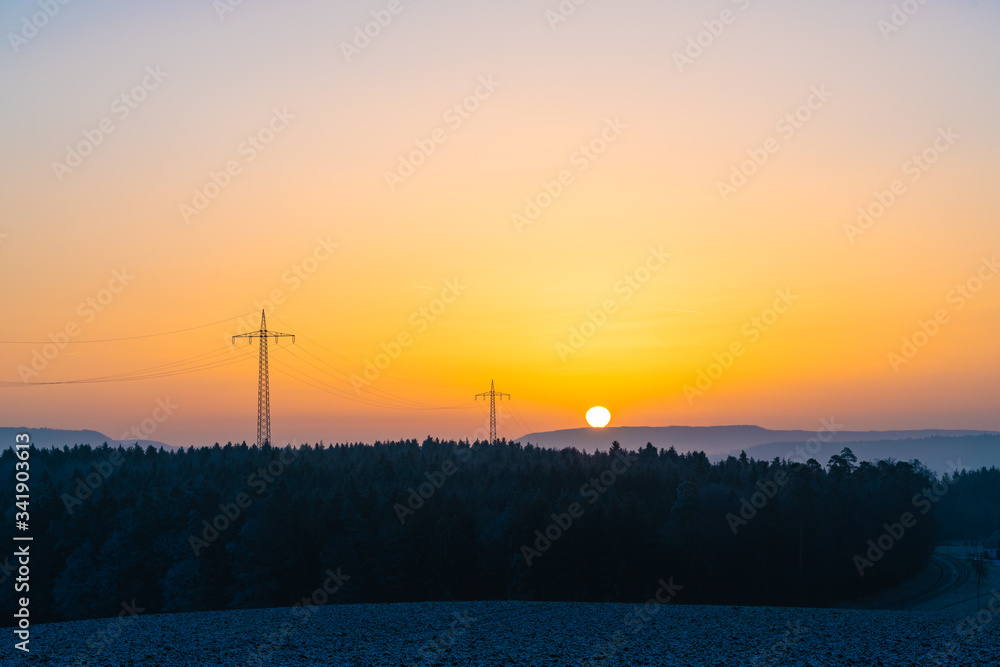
[[842, 546, 998, 612]]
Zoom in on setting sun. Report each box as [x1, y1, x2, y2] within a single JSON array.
[[585, 406, 611, 428]]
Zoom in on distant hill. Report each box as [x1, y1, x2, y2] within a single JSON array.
[[0, 427, 173, 450], [517, 425, 997, 461], [727, 434, 1000, 475]]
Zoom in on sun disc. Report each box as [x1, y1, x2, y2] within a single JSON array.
[[586, 406, 611, 428]]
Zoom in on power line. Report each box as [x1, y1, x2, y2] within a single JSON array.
[[269, 314, 465, 389], [269, 356, 475, 412], [1, 311, 481, 418], [272, 351, 475, 411], [270, 360, 420, 411], [281, 346, 452, 410], [503, 401, 533, 439], [267, 315, 367, 370], [268, 315, 475, 410], [272, 355, 425, 410], [0, 314, 251, 344], [284, 349, 434, 409], [1, 335, 471, 411], [0, 346, 251, 387]]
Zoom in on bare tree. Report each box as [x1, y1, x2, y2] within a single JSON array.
[[966, 550, 991, 610]]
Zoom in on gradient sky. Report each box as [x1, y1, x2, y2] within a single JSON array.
[[2, 0, 1000, 446]]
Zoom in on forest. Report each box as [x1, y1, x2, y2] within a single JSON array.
[[2, 438, 996, 624]]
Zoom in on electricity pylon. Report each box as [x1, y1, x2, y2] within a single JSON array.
[[475, 379, 510, 444], [233, 310, 294, 446]]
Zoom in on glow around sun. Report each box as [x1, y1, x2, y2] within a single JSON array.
[[586, 406, 611, 428]]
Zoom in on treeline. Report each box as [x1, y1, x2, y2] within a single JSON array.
[[0, 438, 980, 624], [935, 466, 1000, 540]]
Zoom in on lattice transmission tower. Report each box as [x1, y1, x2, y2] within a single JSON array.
[[475, 379, 510, 444], [233, 310, 294, 446]]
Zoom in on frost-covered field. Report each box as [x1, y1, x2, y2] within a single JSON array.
[[13, 601, 999, 666]]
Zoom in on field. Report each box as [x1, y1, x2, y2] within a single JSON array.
[[16, 600, 999, 666]]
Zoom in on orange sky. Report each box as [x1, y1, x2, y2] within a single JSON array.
[[2, 0, 999, 446]]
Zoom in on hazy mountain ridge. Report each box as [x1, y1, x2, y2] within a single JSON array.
[[0, 426, 172, 450], [518, 425, 997, 454], [726, 434, 1000, 474], [518, 425, 1000, 473]]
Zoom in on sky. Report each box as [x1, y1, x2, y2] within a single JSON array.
[[2, 0, 1000, 447]]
